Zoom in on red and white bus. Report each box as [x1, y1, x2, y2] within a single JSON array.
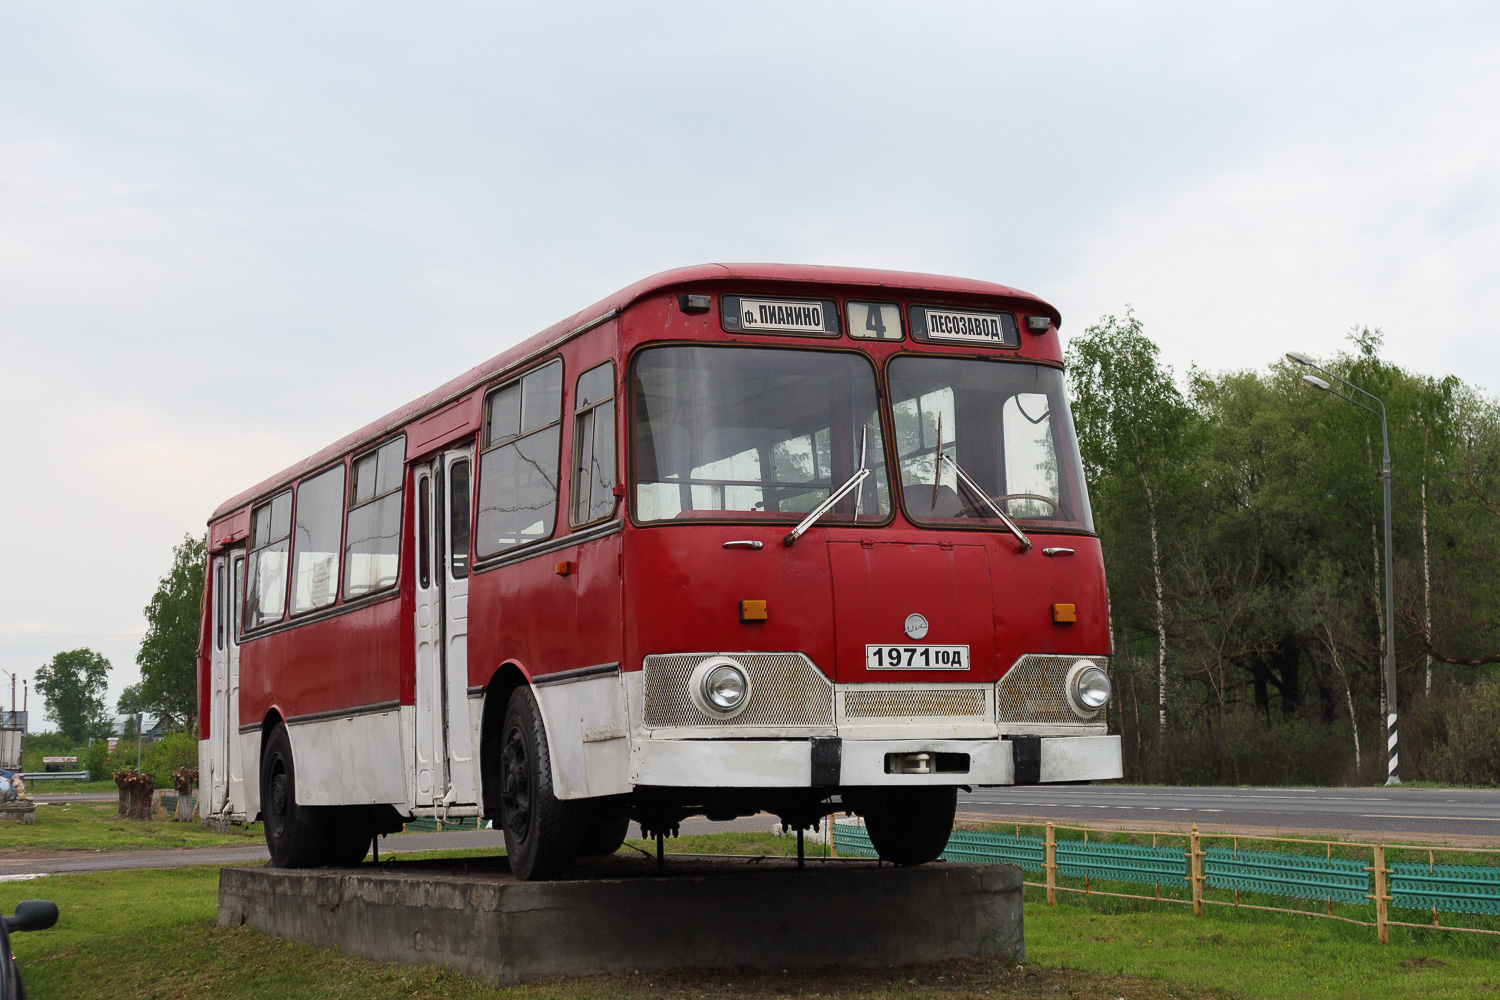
[[198, 264, 1120, 879]]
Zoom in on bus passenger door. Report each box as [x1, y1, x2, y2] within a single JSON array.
[[440, 448, 477, 805], [411, 449, 479, 809], [208, 549, 245, 818], [208, 554, 230, 815], [413, 466, 443, 807], [226, 552, 246, 815]]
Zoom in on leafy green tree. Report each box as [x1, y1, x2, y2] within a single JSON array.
[[136, 534, 206, 728], [1067, 308, 1196, 738], [34, 648, 113, 742], [1071, 313, 1500, 784]]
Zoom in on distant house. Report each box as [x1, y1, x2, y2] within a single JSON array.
[[111, 714, 171, 742]]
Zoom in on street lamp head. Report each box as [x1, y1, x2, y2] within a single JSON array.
[[1303, 375, 1331, 391], [1285, 351, 1314, 366]]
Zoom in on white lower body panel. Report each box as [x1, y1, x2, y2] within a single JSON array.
[[287, 708, 408, 806]]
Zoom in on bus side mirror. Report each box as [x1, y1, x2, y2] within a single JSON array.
[[4, 900, 58, 933]]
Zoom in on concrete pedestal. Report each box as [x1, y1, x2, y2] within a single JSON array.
[[0, 803, 35, 824], [218, 854, 1023, 985]]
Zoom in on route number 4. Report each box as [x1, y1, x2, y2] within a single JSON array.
[[849, 302, 900, 341]]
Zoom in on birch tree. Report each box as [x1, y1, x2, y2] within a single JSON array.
[[1067, 309, 1194, 739]]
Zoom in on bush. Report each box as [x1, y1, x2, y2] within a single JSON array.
[[1426, 680, 1500, 787], [145, 730, 199, 788], [81, 739, 110, 782], [1122, 707, 1356, 786]]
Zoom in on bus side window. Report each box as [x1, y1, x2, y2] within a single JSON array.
[[449, 459, 471, 578], [245, 491, 292, 630], [570, 361, 616, 526], [215, 563, 226, 650], [344, 437, 406, 599], [290, 464, 346, 615], [476, 359, 563, 557], [418, 475, 431, 590], [232, 555, 244, 642]]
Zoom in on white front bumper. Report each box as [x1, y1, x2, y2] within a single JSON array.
[[629, 734, 1121, 788]]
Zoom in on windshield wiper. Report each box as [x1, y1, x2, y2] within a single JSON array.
[[784, 428, 871, 547], [940, 453, 1032, 552]]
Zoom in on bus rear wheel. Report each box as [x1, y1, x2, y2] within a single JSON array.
[[861, 786, 957, 866], [576, 807, 631, 856], [324, 808, 375, 866], [498, 687, 585, 880], [261, 724, 330, 868]]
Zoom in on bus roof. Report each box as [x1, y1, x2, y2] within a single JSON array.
[[210, 263, 1057, 522]]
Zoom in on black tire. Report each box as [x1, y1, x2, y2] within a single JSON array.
[[261, 724, 331, 868], [861, 786, 957, 866], [576, 809, 631, 856], [324, 807, 375, 866], [498, 687, 585, 879]]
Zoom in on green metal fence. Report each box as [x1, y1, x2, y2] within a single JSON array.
[[831, 819, 1500, 944], [1391, 861, 1500, 915], [1204, 847, 1368, 904]]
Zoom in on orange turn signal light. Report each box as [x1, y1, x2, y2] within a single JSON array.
[[555, 561, 573, 576], [739, 599, 768, 622], [1052, 603, 1077, 624]]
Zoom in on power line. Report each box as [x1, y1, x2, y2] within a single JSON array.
[[0, 633, 143, 641]]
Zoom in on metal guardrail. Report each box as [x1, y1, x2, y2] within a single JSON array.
[[1205, 846, 1369, 904], [833, 819, 1500, 945], [1391, 861, 1500, 915], [18, 771, 90, 782]]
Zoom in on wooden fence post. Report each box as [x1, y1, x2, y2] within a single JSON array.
[[1045, 822, 1056, 906], [1190, 824, 1204, 917], [1373, 844, 1389, 945]]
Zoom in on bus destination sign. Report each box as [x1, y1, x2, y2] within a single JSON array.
[[720, 295, 840, 337], [910, 306, 1019, 347], [739, 298, 826, 333]]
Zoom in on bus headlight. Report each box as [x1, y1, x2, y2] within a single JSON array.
[[690, 656, 752, 719], [1064, 659, 1111, 718]]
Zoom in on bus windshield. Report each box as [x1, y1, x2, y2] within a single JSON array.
[[631, 346, 891, 523], [887, 356, 1093, 532]]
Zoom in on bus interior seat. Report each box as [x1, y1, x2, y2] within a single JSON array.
[[903, 483, 967, 519]]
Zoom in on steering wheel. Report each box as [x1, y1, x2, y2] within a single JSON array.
[[960, 493, 1057, 518]]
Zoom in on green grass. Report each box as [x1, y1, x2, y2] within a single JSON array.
[[5, 834, 1498, 999], [1026, 886, 1500, 999], [0, 800, 261, 853], [0, 864, 1213, 1000]]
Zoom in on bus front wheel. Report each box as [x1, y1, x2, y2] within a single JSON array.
[[498, 687, 585, 879], [860, 786, 957, 866]]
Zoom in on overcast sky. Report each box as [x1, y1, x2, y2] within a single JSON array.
[[3, 3, 1498, 730]]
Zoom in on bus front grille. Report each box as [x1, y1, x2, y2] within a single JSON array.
[[841, 687, 989, 720]]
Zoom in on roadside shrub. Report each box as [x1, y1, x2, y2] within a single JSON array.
[[1426, 680, 1500, 787], [1123, 708, 1355, 786], [81, 739, 110, 782], [146, 730, 199, 788]]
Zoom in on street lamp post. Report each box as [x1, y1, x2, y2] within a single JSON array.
[[1286, 351, 1400, 786]]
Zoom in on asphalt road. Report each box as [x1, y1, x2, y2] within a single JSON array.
[[959, 784, 1500, 840], [0, 813, 777, 878], [7, 786, 1494, 878]]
